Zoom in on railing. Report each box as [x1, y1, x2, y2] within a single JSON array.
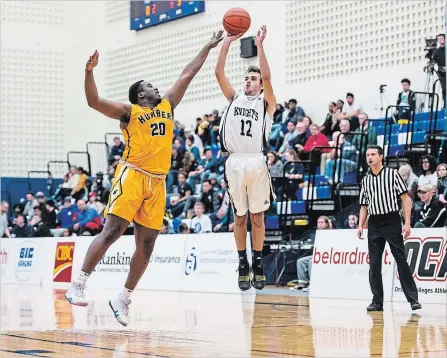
[[87, 142, 109, 175], [28, 171, 52, 196], [47, 160, 70, 179], [67, 151, 91, 175]]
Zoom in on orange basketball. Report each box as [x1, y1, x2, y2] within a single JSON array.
[[223, 8, 251, 35]]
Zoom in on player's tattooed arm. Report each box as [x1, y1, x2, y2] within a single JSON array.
[[215, 32, 243, 102], [85, 50, 131, 119], [256, 25, 276, 118], [165, 31, 224, 110]]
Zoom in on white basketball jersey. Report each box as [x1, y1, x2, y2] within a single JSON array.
[[219, 92, 272, 154]]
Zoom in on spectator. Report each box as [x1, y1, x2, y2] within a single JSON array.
[[277, 121, 297, 155], [210, 180, 231, 230], [399, 164, 419, 201], [190, 201, 212, 233], [0, 201, 11, 238], [11, 213, 27, 238], [57, 198, 78, 231], [87, 192, 105, 216], [109, 137, 125, 167], [91, 171, 111, 203], [183, 180, 220, 217], [301, 124, 330, 155], [299, 116, 313, 135], [417, 155, 438, 191], [346, 213, 359, 229], [184, 127, 203, 156], [395, 78, 416, 122], [283, 98, 305, 123], [320, 102, 340, 139], [28, 206, 51, 237], [291, 215, 333, 291], [292, 122, 310, 154], [23, 192, 38, 221], [188, 149, 216, 188], [168, 171, 192, 218], [437, 163, 447, 204], [352, 113, 377, 152], [411, 184, 447, 228], [339, 119, 353, 143], [178, 222, 190, 234], [71, 167, 88, 201], [267, 152, 284, 198], [325, 133, 358, 183], [167, 145, 184, 193], [283, 150, 304, 200], [44, 200, 58, 229], [72, 200, 101, 235], [342, 92, 362, 131]]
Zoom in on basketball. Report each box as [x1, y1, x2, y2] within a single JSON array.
[[223, 8, 251, 35]]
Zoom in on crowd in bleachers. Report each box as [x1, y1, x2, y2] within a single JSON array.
[[1, 79, 447, 239]]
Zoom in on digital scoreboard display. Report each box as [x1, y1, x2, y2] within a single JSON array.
[[130, 1, 205, 31]]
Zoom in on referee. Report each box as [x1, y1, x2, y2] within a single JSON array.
[[357, 145, 421, 312]]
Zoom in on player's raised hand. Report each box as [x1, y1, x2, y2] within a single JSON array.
[[224, 31, 244, 44], [86, 50, 99, 71], [256, 25, 267, 46], [208, 30, 224, 48]]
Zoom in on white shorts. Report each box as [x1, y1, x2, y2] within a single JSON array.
[[224, 153, 275, 216]]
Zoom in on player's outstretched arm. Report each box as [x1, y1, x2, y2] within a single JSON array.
[[165, 31, 224, 110], [256, 25, 276, 118], [85, 50, 131, 119], [215, 33, 243, 102]]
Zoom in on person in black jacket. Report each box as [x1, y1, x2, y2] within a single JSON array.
[[412, 184, 447, 228], [395, 78, 416, 122]]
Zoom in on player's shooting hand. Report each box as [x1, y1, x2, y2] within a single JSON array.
[[224, 32, 244, 43], [256, 25, 267, 46], [86, 50, 99, 71], [208, 30, 224, 48]]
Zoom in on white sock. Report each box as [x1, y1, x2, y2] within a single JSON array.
[[77, 271, 89, 284], [121, 287, 133, 301]]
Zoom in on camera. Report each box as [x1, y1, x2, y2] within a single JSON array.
[[424, 37, 437, 61]]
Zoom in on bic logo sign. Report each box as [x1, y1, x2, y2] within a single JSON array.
[[184, 247, 197, 276], [402, 237, 447, 282], [15, 241, 37, 282], [53, 242, 75, 283]]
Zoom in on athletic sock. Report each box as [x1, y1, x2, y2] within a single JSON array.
[[238, 250, 248, 264], [121, 287, 133, 301], [253, 250, 262, 262], [77, 271, 89, 284]]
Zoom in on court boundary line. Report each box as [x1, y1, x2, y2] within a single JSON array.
[[1, 334, 169, 358]]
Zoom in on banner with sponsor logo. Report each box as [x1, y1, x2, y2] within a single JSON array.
[[310, 229, 395, 301], [53, 242, 75, 283], [0, 238, 55, 285], [392, 228, 447, 304], [180, 233, 254, 294]]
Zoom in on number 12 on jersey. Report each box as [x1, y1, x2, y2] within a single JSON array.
[[150, 122, 166, 136], [240, 119, 252, 137]]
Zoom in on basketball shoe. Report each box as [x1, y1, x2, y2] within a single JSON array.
[[237, 261, 251, 291], [109, 295, 131, 326], [65, 281, 88, 307], [251, 257, 266, 290]]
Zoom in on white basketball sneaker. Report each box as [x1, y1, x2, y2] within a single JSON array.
[[109, 295, 131, 327], [65, 281, 88, 307]]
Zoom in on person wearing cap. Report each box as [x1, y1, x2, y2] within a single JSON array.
[[87, 192, 105, 216], [411, 183, 447, 228], [57, 198, 78, 231]]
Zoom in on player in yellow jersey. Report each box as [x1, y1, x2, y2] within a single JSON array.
[[65, 31, 223, 326]]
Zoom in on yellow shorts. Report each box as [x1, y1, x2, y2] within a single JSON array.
[[104, 163, 166, 230]]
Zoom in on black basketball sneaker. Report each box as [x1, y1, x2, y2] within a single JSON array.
[[251, 257, 266, 290], [237, 261, 251, 291]]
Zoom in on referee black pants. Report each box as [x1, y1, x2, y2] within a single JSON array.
[[368, 213, 418, 304]]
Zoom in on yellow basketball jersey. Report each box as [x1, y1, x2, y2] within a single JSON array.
[[121, 99, 173, 174]]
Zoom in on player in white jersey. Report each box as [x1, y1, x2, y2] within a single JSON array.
[[215, 25, 276, 290]]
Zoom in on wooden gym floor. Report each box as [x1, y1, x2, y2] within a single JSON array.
[[0, 285, 446, 357]]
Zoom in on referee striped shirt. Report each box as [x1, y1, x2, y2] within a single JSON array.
[[359, 167, 408, 215]]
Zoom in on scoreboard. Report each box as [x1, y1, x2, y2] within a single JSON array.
[[130, 1, 205, 31]]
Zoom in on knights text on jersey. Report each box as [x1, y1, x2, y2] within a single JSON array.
[[219, 92, 272, 154]]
